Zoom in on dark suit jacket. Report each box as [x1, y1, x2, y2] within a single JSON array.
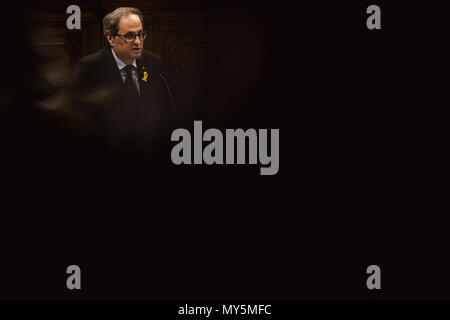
[[68, 46, 171, 147]]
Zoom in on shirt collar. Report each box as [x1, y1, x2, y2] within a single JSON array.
[[111, 47, 137, 70]]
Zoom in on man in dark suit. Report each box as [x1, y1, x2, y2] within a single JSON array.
[[69, 7, 172, 149]]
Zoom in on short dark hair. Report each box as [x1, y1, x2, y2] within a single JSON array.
[[102, 7, 144, 37]]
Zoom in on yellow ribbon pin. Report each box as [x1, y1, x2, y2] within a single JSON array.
[[142, 71, 148, 82]]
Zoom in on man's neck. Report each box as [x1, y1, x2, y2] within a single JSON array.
[[111, 47, 135, 66]]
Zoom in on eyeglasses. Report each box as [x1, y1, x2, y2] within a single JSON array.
[[115, 31, 147, 43]]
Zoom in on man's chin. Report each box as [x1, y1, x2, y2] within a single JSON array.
[[131, 49, 142, 59]]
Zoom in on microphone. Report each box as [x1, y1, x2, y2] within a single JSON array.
[[160, 72, 175, 108], [175, 69, 191, 88]]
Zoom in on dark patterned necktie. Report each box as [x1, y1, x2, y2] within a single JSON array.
[[124, 65, 139, 104]]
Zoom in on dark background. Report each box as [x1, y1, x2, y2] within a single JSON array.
[[0, 0, 448, 299]]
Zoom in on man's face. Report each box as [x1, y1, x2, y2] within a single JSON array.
[[107, 14, 143, 64]]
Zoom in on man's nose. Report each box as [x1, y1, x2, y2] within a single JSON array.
[[133, 36, 141, 45]]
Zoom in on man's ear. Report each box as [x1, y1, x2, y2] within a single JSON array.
[[106, 34, 114, 46]]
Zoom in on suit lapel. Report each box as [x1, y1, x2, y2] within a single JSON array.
[[105, 46, 126, 90], [136, 58, 151, 101]]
